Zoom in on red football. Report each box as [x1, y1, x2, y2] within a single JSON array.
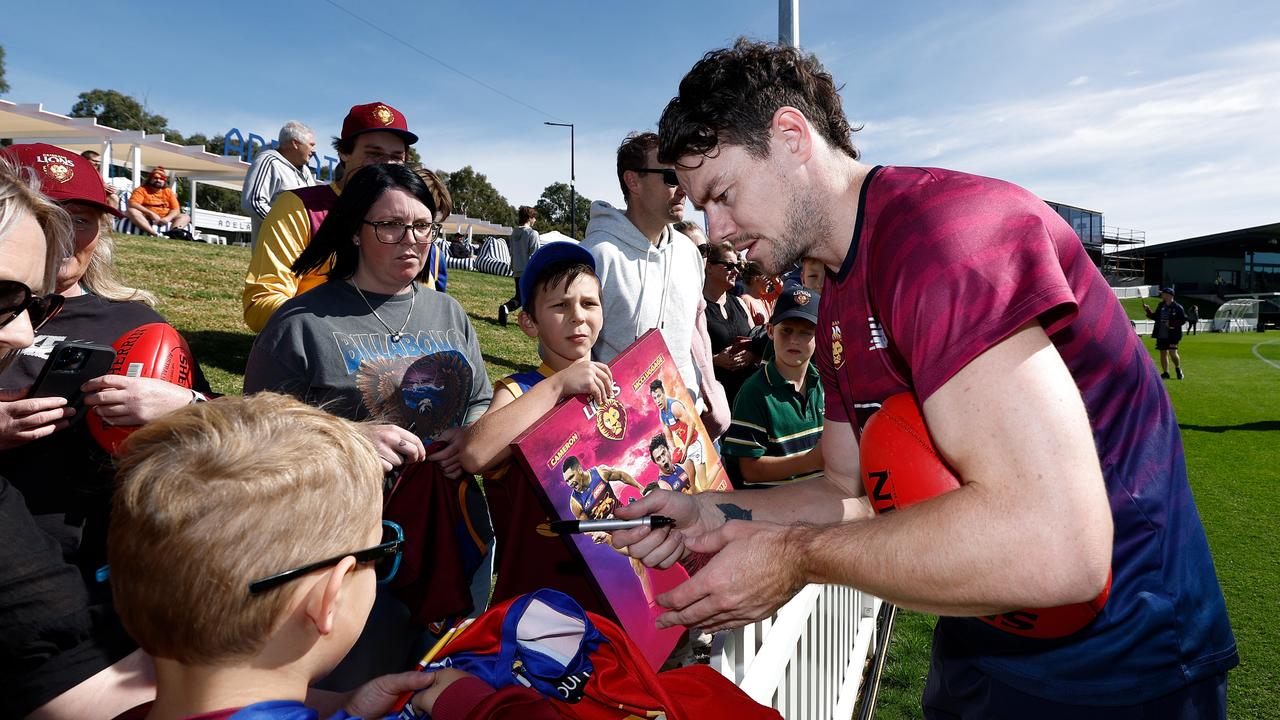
[[859, 392, 1109, 639], [87, 323, 195, 455]]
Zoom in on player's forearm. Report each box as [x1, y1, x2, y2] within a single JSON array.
[[795, 480, 1110, 616], [700, 474, 855, 526]]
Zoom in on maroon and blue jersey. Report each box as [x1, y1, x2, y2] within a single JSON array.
[[816, 166, 1237, 704], [658, 463, 692, 494], [571, 467, 620, 520]]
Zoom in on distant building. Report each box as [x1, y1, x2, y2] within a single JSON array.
[[1116, 222, 1280, 297], [1045, 201, 1146, 284]]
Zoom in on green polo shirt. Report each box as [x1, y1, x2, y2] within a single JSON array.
[[722, 358, 824, 486]]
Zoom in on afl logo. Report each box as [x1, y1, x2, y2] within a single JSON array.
[[594, 397, 627, 441], [371, 104, 395, 125]]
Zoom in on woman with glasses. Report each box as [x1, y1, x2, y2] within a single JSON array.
[[703, 241, 761, 409], [0, 153, 156, 720], [243, 163, 493, 685]]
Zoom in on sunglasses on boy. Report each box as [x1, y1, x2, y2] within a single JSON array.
[[0, 280, 65, 332], [634, 167, 679, 187], [247, 520, 404, 595]]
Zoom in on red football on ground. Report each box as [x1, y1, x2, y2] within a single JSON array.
[[88, 323, 195, 455], [859, 392, 1109, 639]]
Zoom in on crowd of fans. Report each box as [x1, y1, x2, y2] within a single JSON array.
[[0, 97, 823, 719]]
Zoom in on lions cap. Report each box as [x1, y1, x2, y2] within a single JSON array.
[[520, 241, 596, 308], [770, 283, 820, 325], [0, 142, 124, 218], [341, 102, 418, 146]]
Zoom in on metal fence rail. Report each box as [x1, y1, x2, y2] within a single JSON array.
[[712, 584, 882, 720]]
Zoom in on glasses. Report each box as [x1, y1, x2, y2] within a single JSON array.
[[247, 520, 404, 595], [0, 280, 65, 332], [634, 168, 679, 187], [710, 260, 744, 272], [363, 220, 442, 245]]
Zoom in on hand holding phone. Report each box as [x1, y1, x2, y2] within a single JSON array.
[[30, 341, 116, 413]]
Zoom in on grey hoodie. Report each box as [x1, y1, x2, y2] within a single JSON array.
[[583, 200, 704, 400]]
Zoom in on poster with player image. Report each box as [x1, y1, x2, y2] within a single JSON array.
[[511, 330, 732, 668]]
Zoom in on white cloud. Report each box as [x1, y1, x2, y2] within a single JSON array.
[[1069, 76, 1090, 86], [858, 41, 1279, 244]]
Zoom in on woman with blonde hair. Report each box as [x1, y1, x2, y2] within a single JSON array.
[[0, 151, 156, 720]]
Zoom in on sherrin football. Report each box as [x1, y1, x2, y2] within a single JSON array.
[[859, 392, 1109, 639], [87, 323, 195, 455]]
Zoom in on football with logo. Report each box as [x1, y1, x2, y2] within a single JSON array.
[[859, 392, 1110, 639], [87, 323, 195, 455]]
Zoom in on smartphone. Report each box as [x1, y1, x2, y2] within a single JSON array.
[[29, 341, 116, 411]]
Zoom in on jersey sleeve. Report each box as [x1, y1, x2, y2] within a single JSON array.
[[871, 180, 1078, 403], [242, 191, 310, 332]]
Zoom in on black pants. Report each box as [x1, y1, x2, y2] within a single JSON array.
[[501, 277, 521, 312]]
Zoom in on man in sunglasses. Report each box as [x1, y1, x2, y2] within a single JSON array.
[[243, 101, 447, 333], [582, 132, 706, 406]]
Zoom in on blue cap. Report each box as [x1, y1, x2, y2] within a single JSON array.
[[519, 241, 596, 308], [1160, 287, 1175, 295]]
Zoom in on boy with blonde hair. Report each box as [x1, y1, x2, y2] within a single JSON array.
[[108, 393, 503, 719]]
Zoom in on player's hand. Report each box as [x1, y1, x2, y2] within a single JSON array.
[[81, 375, 193, 426], [556, 358, 613, 404], [342, 670, 436, 718], [359, 423, 426, 474], [655, 520, 807, 632], [427, 427, 465, 479], [611, 490, 723, 570], [0, 387, 74, 450]]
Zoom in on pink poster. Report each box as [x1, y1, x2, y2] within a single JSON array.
[[511, 330, 732, 668]]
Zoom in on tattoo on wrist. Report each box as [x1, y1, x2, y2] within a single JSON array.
[[717, 503, 753, 522]]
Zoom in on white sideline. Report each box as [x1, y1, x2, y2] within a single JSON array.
[[713, 584, 882, 719]]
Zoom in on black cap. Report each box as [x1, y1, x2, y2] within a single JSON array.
[[770, 283, 819, 324], [1160, 287, 1175, 295]]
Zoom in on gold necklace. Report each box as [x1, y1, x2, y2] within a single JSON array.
[[351, 280, 415, 342]]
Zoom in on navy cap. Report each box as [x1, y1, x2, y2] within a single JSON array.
[[1160, 287, 1175, 295], [770, 283, 819, 325], [519, 241, 596, 307]]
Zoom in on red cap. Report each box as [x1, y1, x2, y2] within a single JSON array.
[[0, 143, 124, 218], [148, 166, 169, 181], [341, 101, 418, 145]]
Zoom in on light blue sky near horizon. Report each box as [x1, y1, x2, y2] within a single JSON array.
[[3, 0, 1276, 244]]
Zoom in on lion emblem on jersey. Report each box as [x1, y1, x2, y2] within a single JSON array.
[[595, 398, 626, 441]]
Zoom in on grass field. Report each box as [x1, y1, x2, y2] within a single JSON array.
[[114, 235, 1277, 718]]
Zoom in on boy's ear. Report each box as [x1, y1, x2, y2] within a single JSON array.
[[516, 309, 538, 339], [766, 322, 776, 340], [304, 555, 358, 636]]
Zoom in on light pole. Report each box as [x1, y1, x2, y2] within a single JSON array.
[[544, 121, 576, 238]]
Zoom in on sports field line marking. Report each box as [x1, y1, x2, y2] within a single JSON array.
[[1252, 340, 1280, 371]]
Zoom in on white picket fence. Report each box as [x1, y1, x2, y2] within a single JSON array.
[[713, 584, 882, 720]]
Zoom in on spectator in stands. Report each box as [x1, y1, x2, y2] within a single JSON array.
[[0, 150, 157, 720], [448, 232, 475, 259], [241, 121, 317, 249], [126, 167, 191, 239], [497, 205, 539, 325], [703, 241, 759, 409], [1143, 287, 1187, 379], [722, 284, 824, 489], [740, 260, 780, 326], [242, 101, 446, 333], [583, 132, 704, 403]]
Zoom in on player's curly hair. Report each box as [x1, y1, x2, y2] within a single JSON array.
[[658, 37, 860, 165]]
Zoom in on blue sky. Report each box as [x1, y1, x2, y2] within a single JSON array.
[[3, 0, 1276, 244]]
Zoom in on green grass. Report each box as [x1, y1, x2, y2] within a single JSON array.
[[875, 330, 1280, 719], [112, 236, 1277, 717]]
